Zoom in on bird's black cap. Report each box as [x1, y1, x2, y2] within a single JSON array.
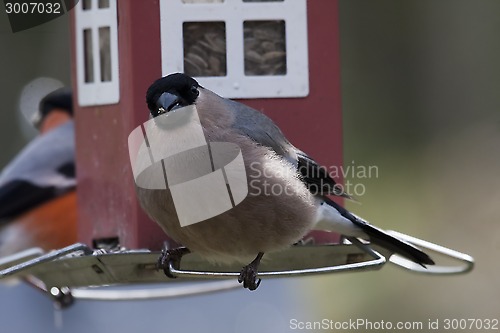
[[146, 73, 200, 116], [33, 87, 73, 128]]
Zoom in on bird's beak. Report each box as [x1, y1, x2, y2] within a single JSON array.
[[156, 92, 181, 114]]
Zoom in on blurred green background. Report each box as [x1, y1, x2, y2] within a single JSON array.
[[1, 1, 499, 332], [0, 10, 71, 162], [302, 0, 500, 331]]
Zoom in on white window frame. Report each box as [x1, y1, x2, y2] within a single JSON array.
[[160, 0, 309, 99], [75, 0, 120, 106]]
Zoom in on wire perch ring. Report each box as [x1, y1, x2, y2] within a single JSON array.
[[0, 231, 474, 308]]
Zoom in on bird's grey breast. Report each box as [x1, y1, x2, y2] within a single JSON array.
[[0, 121, 75, 189]]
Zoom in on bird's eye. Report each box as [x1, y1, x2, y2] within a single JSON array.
[[155, 107, 167, 117], [191, 86, 199, 97]]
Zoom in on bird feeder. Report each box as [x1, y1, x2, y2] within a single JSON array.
[[0, 0, 474, 307], [71, 0, 345, 250]]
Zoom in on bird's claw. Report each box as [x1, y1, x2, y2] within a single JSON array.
[[238, 265, 261, 291], [238, 252, 264, 291], [156, 247, 190, 278]]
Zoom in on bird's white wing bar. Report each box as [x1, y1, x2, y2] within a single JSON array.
[[314, 201, 367, 238]]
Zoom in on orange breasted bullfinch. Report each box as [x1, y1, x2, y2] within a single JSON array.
[[0, 88, 77, 257]]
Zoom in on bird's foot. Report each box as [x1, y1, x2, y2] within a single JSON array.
[[238, 252, 264, 291], [156, 247, 190, 278]]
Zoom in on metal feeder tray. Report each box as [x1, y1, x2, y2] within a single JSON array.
[[0, 230, 474, 308]]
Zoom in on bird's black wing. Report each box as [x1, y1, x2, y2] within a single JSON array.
[[0, 122, 75, 224], [0, 180, 59, 223], [296, 151, 352, 198], [0, 160, 75, 224]]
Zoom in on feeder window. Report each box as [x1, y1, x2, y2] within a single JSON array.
[[75, 0, 119, 106], [98, 0, 110, 8], [83, 29, 94, 83], [99, 27, 112, 82], [160, 0, 308, 98], [243, 20, 286, 76], [82, 0, 91, 10], [183, 22, 227, 77]]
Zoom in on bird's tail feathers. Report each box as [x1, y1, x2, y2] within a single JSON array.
[[323, 197, 435, 267], [353, 217, 435, 267]]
